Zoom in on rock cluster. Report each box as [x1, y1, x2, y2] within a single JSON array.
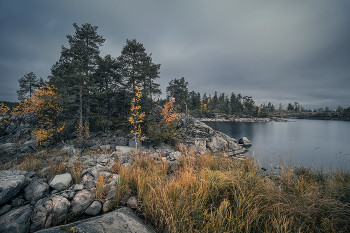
[[178, 116, 246, 155], [0, 119, 247, 232], [0, 144, 155, 233]]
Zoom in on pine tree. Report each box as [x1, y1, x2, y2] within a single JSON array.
[[93, 55, 123, 131], [50, 23, 104, 136], [17, 72, 44, 100], [166, 77, 189, 112], [118, 39, 161, 112]]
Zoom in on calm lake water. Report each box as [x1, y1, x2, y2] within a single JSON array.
[[205, 119, 350, 170]]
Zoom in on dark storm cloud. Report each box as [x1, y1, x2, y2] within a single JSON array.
[[1, 0, 349, 109]]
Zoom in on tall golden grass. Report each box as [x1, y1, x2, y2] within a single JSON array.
[[115, 152, 350, 233]]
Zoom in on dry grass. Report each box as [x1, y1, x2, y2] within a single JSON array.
[[70, 159, 83, 183], [95, 173, 107, 200], [16, 154, 44, 172], [115, 152, 350, 233]]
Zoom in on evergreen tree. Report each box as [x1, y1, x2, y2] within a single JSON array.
[[118, 39, 161, 113], [118, 40, 161, 96], [93, 54, 123, 130], [50, 23, 105, 135], [166, 77, 189, 112], [17, 72, 44, 100]]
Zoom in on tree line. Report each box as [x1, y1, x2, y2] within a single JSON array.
[[2, 23, 350, 144]]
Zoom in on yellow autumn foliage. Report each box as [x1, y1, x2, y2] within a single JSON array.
[[129, 85, 147, 142], [14, 84, 64, 145]]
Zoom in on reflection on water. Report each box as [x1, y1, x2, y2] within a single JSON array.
[[206, 119, 350, 170]]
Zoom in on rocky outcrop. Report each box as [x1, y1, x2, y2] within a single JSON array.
[[0, 170, 28, 205], [24, 179, 50, 204], [178, 116, 246, 155], [0, 205, 32, 233], [36, 207, 154, 233]]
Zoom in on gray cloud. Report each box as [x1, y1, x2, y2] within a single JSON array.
[[1, 0, 349, 109]]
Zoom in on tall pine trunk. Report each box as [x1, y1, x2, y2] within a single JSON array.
[[79, 78, 83, 138]]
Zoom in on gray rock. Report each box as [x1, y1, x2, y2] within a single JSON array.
[[36, 207, 154, 233], [73, 184, 84, 191], [238, 137, 252, 146], [60, 145, 81, 156], [30, 205, 48, 232], [85, 200, 102, 216], [128, 137, 141, 148], [208, 135, 227, 152], [97, 154, 110, 164], [82, 173, 95, 189], [49, 173, 72, 191], [24, 179, 50, 203], [102, 199, 115, 213], [169, 151, 182, 160], [194, 138, 207, 153], [71, 189, 93, 215], [0, 205, 32, 233], [0, 169, 27, 205], [127, 196, 138, 209], [100, 145, 111, 151], [114, 137, 128, 146], [115, 146, 136, 155], [51, 195, 70, 224], [11, 197, 25, 207], [20, 140, 36, 153], [0, 205, 11, 216]]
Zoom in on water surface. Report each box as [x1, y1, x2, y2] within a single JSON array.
[[206, 119, 350, 170]]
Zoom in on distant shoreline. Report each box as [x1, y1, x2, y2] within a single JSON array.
[[198, 117, 288, 122]]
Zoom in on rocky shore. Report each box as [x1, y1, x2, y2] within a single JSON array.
[[198, 117, 288, 122], [0, 116, 248, 233]]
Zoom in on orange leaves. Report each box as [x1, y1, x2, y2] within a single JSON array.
[[14, 84, 64, 145], [76, 121, 89, 142], [161, 99, 179, 126], [0, 103, 11, 128], [200, 100, 208, 113], [129, 85, 147, 142]]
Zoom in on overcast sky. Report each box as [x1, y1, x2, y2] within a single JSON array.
[[1, 0, 349, 109]]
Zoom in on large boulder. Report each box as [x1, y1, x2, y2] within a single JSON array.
[[24, 179, 50, 204], [71, 189, 94, 215], [51, 195, 70, 224], [85, 200, 102, 216], [30, 205, 48, 232], [36, 207, 154, 233], [0, 169, 27, 205], [0, 205, 32, 233], [238, 137, 252, 147], [49, 173, 72, 191], [207, 135, 227, 152], [20, 140, 36, 153]]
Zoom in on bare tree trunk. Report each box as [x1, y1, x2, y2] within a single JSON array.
[[79, 80, 83, 138]]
